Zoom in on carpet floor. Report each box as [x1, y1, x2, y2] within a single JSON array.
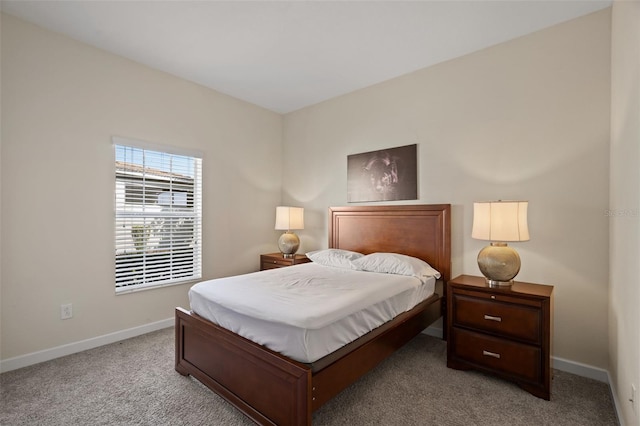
[[0, 328, 618, 425]]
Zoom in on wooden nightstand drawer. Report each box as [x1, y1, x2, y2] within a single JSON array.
[[262, 258, 294, 268], [451, 328, 541, 384], [452, 292, 541, 344], [261, 261, 281, 270], [260, 253, 311, 271]]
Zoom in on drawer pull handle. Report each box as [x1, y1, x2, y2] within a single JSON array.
[[484, 314, 502, 322], [483, 350, 501, 359]]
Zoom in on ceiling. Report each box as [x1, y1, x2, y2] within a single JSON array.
[[1, 0, 611, 114]]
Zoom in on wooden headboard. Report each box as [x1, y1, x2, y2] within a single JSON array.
[[329, 204, 451, 283]]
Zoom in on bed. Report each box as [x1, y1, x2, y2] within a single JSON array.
[[175, 204, 451, 425]]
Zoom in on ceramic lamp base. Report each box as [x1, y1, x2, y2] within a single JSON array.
[[278, 231, 300, 257], [477, 242, 521, 286]]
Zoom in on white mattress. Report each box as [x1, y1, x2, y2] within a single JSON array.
[[189, 263, 436, 363]]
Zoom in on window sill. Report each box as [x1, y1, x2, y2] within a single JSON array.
[[115, 278, 200, 295]]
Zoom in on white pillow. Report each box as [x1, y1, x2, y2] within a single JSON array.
[[305, 249, 364, 269], [352, 252, 441, 282]]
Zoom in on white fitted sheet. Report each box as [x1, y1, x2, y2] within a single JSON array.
[[189, 263, 436, 363]]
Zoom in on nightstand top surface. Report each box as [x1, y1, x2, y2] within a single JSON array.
[[449, 274, 553, 298], [261, 252, 308, 260]]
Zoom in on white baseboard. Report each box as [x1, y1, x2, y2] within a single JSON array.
[[606, 370, 626, 426], [551, 355, 610, 383], [0, 317, 174, 373]]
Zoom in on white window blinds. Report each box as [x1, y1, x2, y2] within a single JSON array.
[[114, 141, 202, 292]]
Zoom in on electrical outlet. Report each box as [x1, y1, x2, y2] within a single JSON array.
[[60, 303, 73, 320]]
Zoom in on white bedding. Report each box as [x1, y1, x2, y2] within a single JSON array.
[[189, 263, 436, 363]]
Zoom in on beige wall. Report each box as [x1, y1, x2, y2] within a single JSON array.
[[283, 10, 612, 368], [0, 14, 282, 360], [610, 2, 640, 425]]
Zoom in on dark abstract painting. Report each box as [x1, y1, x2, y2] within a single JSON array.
[[347, 144, 417, 203]]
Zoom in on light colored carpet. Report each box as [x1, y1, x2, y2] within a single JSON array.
[[0, 328, 618, 425]]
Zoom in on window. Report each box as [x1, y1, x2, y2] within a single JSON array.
[[114, 138, 202, 293]]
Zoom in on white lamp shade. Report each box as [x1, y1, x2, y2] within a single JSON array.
[[472, 201, 529, 242], [275, 206, 304, 231]]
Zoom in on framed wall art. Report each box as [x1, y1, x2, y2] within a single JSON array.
[[347, 144, 417, 203]]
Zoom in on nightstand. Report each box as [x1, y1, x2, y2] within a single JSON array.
[[260, 252, 311, 271], [446, 274, 554, 400]]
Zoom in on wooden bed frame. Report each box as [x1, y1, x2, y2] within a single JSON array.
[[175, 204, 451, 425]]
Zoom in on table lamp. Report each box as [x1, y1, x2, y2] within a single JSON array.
[[275, 206, 304, 258], [472, 201, 529, 286]]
